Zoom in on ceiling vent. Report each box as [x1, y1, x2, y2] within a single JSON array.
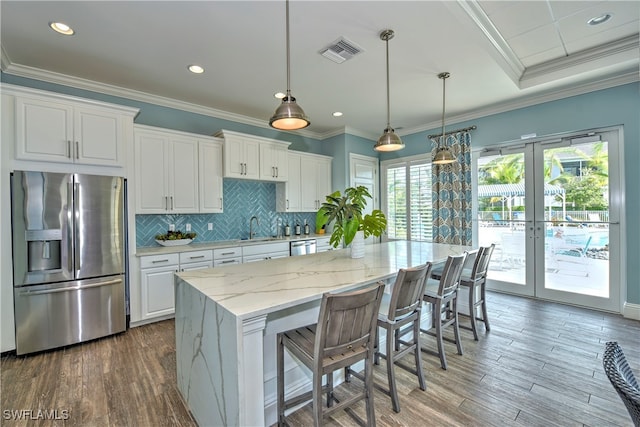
[[320, 37, 364, 64]]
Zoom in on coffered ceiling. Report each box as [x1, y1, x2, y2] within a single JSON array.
[[1, 1, 638, 140]]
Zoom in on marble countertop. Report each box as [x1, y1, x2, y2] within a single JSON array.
[[135, 233, 330, 256], [176, 241, 470, 320]]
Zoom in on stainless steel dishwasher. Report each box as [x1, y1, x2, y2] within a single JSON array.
[[290, 239, 317, 256]]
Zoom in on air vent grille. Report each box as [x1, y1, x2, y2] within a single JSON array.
[[320, 37, 364, 64]]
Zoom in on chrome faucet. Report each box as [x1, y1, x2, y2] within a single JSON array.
[[249, 215, 260, 240]]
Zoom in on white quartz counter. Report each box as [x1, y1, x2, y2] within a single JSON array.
[[176, 240, 467, 320]]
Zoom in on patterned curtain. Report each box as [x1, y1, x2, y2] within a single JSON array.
[[431, 131, 472, 245]]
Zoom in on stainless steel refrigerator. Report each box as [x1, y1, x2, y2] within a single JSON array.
[[11, 171, 127, 355]]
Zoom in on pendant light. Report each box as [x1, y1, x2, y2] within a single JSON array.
[[269, 0, 310, 130], [432, 72, 456, 165], [374, 29, 404, 152]]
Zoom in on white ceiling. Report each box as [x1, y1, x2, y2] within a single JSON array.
[[1, 1, 638, 141]]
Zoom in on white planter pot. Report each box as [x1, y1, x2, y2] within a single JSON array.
[[350, 231, 365, 259]]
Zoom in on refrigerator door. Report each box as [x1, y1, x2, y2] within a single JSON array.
[[13, 275, 126, 355], [11, 171, 74, 286], [74, 174, 125, 279]]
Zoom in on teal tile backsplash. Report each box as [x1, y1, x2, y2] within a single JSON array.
[[136, 179, 316, 247]]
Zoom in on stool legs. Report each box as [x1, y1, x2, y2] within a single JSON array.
[[277, 333, 285, 427], [480, 281, 490, 332], [384, 324, 400, 412], [468, 284, 479, 341]]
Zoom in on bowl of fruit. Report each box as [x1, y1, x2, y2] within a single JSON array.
[[155, 230, 197, 247]]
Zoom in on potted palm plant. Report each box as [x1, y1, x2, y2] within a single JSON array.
[[315, 186, 387, 257]]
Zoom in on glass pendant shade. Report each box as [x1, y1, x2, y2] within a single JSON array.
[[270, 94, 310, 130], [375, 127, 404, 151]]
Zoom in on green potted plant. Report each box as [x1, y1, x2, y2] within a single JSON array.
[[316, 186, 387, 255]]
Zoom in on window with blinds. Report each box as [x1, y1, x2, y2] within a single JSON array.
[[384, 159, 433, 241]]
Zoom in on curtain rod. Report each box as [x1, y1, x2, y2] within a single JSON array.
[[428, 125, 477, 140]]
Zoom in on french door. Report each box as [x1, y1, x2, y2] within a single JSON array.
[[473, 128, 623, 312]]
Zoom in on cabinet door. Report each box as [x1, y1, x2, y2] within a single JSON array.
[[135, 132, 170, 213], [199, 141, 223, 213], [281, 153, 301, 211], [273, 144, 289, 181], [168, 137, 199, 213], [74, 107, 122, 166], [243, 138, 261, 180], [300, 155, 320, 211], [260, 143, 288, 181], [316, 157, 332, 206], [224, 138, 245, 178], [15, 97, 74, 162], [140, 266, 177, 319], [180, 261, 213, 271]]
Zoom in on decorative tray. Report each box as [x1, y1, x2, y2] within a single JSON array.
[[155, 239, 193, 247]]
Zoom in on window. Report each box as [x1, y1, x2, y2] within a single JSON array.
[[382, 156, 433, 241]]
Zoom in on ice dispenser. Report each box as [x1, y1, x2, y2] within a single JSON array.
[[26, 229, 62, 272]]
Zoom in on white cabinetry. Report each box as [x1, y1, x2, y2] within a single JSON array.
[[139, 253, 180, 320], [135, 125, 224, 214], [213, 247, 242, 266], [14, 90, 136, 167], [316, 236, 334, 252], [260, 142, 288, 181], [242, 241, 290, 263], [199, 139, 224, 213], [278, 151, 332, 212], [216, 129, 290, 181], [179, 250, 214, 271]]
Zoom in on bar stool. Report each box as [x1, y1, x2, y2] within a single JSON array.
[[276, 283, 385, 427], [432, 245, 495, 340], [420, 253, 467, 370], [376, 263, 432, 412]]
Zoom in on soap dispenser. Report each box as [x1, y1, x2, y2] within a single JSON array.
[[294, 221, 301, 236], [303, 219, 310, 235], [284, 223, 291, 237]]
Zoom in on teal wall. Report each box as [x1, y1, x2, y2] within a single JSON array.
[[3, 73, 637, 305], [381, 82, 640, 304]]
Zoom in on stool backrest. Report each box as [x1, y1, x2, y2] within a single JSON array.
[[387, 263, 432, 321], [438, 253, 467, 297], [316, 283, 385, 359], [469, 244, 496, 281]]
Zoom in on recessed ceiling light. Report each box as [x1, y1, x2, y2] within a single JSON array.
[[587, 13, 612, 26], [274, 92, 286, 99], [49, 22, 74, 35], [332, 112, 343, 117], [188, 64, 205, 74]]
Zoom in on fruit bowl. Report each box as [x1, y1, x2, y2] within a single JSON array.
[[155, 238, 193, 247]]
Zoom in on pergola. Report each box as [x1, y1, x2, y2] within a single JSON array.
[[478, 183, 566, 220]]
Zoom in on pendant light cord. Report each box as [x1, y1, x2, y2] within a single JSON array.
[[285, 0, 291, 96], [439, 72, 450, 144], [385, 36, 391, 128]]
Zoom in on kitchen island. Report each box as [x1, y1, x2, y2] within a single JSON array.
[[174, 240, 470, 426]]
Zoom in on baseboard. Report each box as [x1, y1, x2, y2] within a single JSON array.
[[623, 302, 640, 320], [129, 313, 175, 328]]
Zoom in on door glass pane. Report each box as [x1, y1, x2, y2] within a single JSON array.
[[386, 166, 406, 239], [409, 163, 432, 241], [477, 153, 526, 286], [542, 141, 609, 297]]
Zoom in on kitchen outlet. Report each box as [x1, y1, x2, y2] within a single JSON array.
[[186, 224, 191, 232], [169, 224, 175, 231], [208, 223, 213, 231]]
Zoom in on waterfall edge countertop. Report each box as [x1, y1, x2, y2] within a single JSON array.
[[174, 241, 472, 426]]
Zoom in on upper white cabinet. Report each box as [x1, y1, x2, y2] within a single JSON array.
[[199, 139, 224, 213], [277, 151, 332, 212], [260, 142, 288, 181], [215, 129, 290, 181], [135, 125, 223, 214], [14, 89, 137, 167]]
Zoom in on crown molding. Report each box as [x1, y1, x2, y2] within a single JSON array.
[[520, 35, 640, 89], [1, 62, 325, 140], [0, 45, 11, 71], [399, 70, 639, 137]]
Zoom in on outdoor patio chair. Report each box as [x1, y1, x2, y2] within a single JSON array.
[[552, 235, 592, 277], [602, 341, 640, 426]]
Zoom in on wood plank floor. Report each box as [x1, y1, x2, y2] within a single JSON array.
[[2, 292, 638, 426]]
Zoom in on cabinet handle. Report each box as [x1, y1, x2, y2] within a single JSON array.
[[244, 163, 247, 175], [220, 260, 235, 264], [170, 196, 174, 210], [75, 141, 79, 159], [275, 166, 278, 178], [67, 140, 72, 158], [152, 259, 170, 264], [221, 252, 235, 255], [165, 196, 169, 210], [189, 255, 205, 260], [286, 199, 289, 209]]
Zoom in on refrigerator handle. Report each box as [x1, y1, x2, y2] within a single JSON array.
[[66, 180, 75, 273], [74, 182, 81, 273], [18, 279, 122, 296]]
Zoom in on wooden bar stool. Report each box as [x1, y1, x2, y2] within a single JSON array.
[[276, 283, 385, 427], [374, 263, 432, 412], [420, 253, 467, 370]]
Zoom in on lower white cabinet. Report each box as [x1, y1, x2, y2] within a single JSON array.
[[242, 241, 289, 263], [213, 246, 242, 266], [179, 250, 214, 271], [316, 236, 334, 252], [139, 253, 179, 320]]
